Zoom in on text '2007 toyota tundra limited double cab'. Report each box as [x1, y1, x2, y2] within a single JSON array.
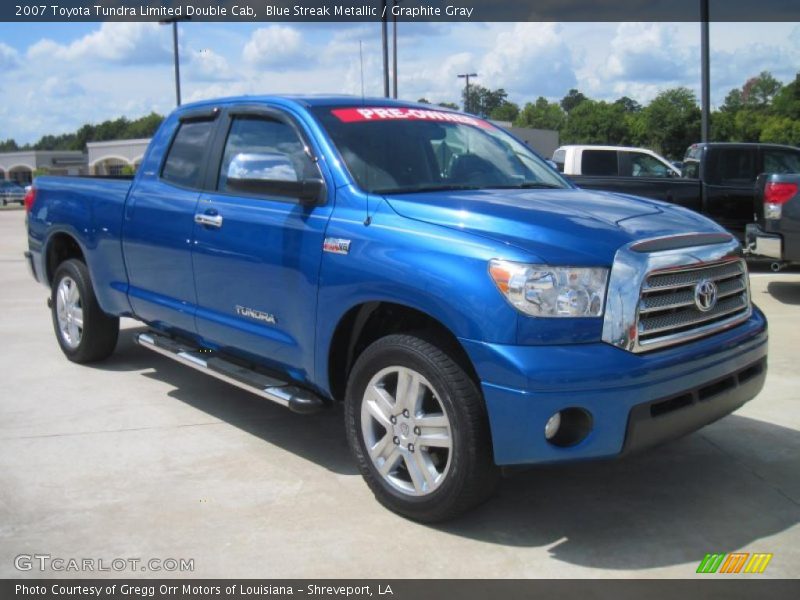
[[24, 97, 768, 521]]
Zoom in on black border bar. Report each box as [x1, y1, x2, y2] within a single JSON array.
[[4, 579, 800, 600], [4, 1, 800, 22]]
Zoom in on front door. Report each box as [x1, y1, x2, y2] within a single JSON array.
[[191, 108, 333, 381]]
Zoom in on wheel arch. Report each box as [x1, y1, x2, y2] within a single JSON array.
[[44, 230, 86, 285], [326, 301, 480, 403]]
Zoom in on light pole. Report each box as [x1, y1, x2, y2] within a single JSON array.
[[381, 0, 390, 98], [392, 0, 403, 98], [159, 16, 190, 107], [700, 0, 710, 142], [457, 73, 478, 113]]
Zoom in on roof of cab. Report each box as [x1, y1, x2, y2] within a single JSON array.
[[175, 95, 445, 111]]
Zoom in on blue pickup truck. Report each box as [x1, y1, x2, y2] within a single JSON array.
[[25, 97, 768, 521]]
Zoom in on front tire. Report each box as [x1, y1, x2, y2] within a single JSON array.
[[345, 334, 499, 522], [51, 259, 119, 363]]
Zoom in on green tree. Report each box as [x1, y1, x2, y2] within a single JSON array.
[[561, 100, 630, 145], [720, 88, 744, 113], [489, 101, 520, 122], [437, 102, 459, 110], [462, 84, 510, 117], [417, 97, 430, 104], [640, 87, 701, 159], [514, 97, 565, 130], [772, 73, 800, 120], [614, 96, 642, 113], [742, 71, 783, 108], [0, 139, 19, 152], [560, 89, 587, 113]]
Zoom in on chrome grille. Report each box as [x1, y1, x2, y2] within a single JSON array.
[[636, 258, 751, 351]]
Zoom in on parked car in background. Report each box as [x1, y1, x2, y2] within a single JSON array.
[[562, 142, 800, 241], [24, 97, 767, 521], [746, 172, 800, 270], [552, 145, 681, 178], [0, 180, 25, 206]]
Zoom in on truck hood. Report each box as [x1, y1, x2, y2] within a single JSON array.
[[383, 188, 723, 265]]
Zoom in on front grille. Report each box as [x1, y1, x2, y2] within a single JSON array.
[[636, 258, 751, 351]]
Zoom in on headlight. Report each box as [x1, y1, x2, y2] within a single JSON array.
[[489, 260, 609, 318]]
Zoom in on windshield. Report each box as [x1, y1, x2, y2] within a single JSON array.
[[311, 106, 569, 194]]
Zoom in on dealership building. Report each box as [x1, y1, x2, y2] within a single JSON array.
[[0, 150, 86, 183], [86, 138, 150, 176]]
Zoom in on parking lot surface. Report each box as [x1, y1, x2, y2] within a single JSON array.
[[0, 207, 798, 578]]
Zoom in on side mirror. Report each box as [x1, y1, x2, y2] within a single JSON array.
[[298, 177, 326, 205], [224, 152, 326, 205], [227, 152, 298, 183]]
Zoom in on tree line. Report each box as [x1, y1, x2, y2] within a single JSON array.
[[421, 71, 800, 159], [2, 71, 798, 161], [0, 112, 164, 154]]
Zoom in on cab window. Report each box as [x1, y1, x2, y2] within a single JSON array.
[[161, 119, 216, 188], [581, 150, 618, 176], [217, 116, 316, 194]]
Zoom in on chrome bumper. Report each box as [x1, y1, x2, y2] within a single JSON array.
[[745, 224, 782, 260]]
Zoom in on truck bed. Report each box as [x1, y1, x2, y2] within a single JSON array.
[[567, 174, 702, 213], [27, 175, 133, 316]]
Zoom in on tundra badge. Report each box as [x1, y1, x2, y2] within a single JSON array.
[[235, 305, 276, 324]]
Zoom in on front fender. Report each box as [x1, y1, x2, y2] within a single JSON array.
[[313, 197, 526, 396]]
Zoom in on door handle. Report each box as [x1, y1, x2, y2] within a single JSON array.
[[194, 213, 223, 228]]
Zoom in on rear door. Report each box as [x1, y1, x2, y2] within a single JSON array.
[[191, 106, 334, 379], [122, 109, 219, 334], [702, 146, 758, 238]]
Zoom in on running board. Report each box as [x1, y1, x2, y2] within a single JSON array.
[[135, 332, 326, 414]]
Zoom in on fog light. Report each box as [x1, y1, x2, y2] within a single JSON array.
[[545, 407, 594, 447], [545, 412, 562, 440]]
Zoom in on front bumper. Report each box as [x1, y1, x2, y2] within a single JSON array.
[[461, 308, 768, 465]]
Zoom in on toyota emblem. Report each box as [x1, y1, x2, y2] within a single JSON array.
[[694, 279, 718, 312]]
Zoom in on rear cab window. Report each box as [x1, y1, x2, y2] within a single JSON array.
[[763, 149, 800, 174], [705, 147, 758, 186], [581, 150, 619, 176], [161, 119, 216, 188]]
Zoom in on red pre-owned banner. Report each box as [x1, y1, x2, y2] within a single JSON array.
[[331, 107, 494, 129]]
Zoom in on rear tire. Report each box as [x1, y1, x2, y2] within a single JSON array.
[[51, 259, 119, 363], [345, 334, 499, 522]]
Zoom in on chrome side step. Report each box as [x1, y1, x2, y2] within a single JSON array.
[[135, 332, 326, 414]]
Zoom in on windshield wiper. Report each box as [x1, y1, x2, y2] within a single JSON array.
[[486, 182, 564, 190], [374, 184, 483, 195]]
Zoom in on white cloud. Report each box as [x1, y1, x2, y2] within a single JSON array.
[[186, 48, 237, 82], [479, 23, 577, 97], [27, 23, 172, 65], [606, 23, 693, 83], [0, 42, 19, 70], [242, 26, 310, 69], [41, 76, 85, 97]]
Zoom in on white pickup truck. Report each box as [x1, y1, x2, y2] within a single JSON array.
[[552, 145, 681, 178]]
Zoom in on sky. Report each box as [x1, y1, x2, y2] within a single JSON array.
[[0, 21, 798, 144]]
